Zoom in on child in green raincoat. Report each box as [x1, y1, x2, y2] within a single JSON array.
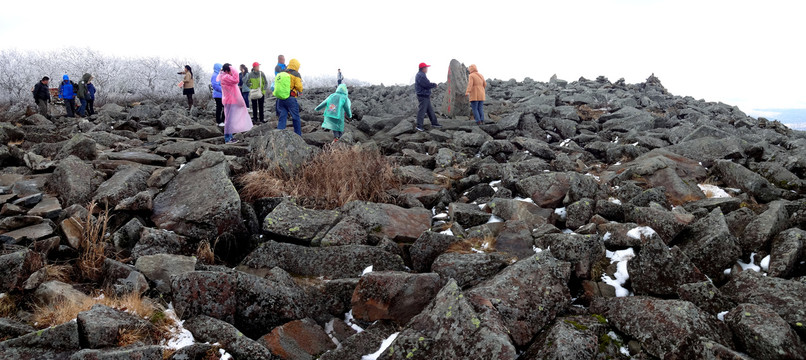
[[315, 84, 352, 140]]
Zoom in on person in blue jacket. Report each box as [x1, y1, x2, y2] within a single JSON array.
[[58, 75, 77, 118], [86, 78, 96, 116], [414, 62, 441, 131], [211, 63, 225, 126]]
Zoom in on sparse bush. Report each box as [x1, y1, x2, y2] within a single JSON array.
[[446, 232, 497, 254], [32, 291, 174, 332], [240, 144, 399, 209], [196, 240, 215, 265], [77, 202, 109, 282]]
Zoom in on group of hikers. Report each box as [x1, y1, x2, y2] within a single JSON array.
[[32, 57, 487, 144]]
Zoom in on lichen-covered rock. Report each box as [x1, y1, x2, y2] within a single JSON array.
[[77, 304, 157, 348], [184, 315, 274, 360], [466, 252, 571, 347], [258, 318, 335, 360], [250, 130, 318, 175], [45, 155, 104, 206], [343, 201, 431, 243], [675, 207, 742, 279], [92, 166, 150, 208], [628, 234, 707, 296], [592, 297, 733, 359], [0, 249, 44, 292], [352, 271, 441, 325], [724, 303, 806, 359], [239, 240, 405, 279], [431, 252, 508, 289], [768, 228, 805, 278], [536, 232, 605, 280], [171, 271, 238, 324], [70, 345, 164, 360], [721, 270, 806, 328], [263, 201, 340, 246], [378, 279, 517, 360], [409, 231, 463, 273]]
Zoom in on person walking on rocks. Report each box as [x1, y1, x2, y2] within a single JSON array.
[[274, 54, 287, 118], [76, 73, 92, 117], [239, 64, 251, 110], [178, 65, 195, 113], [211, 63, 225, 126], [337, 68, 343, 85], [274, 58, 303, 135], [86, 77, 96, 116], [414, 62, 441, 131], [465, 64, 487, 125], [246, 62, 269, 123], [218, 63, 253, 144], [58, 75, 77, 118], [315, 84, 352, 141], [32, 76, 51, 119]]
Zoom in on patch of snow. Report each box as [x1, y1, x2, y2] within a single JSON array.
[[163, 304, 195, 351], [614, 161, 622, 166], [603, 232, 612, 242], [0, 293, 5, 299], [178, 164, 186, 171], [585, 173, 600, 182], [560, 139, 572, 147], [514, 196, 536, 204], [440, 228, 454, 236], [361, 332, 400, 360], [219, 349, 233, 360], [630, 142, 639, 146], [533, 246, 543, 254], [486, 215, 503, 224], [324, 319, 341, 347], [717, 311, 729, 321], [619, 346, 630, 356], [612, 136, 619, 144], [344, 310, 364, 333], [361, 266, 373, 276], [554, 207, 567, 221], [760, 255, 770, 271], [627, 226, 656, 240], [431, 207, 436, 216], [432, 213, 449, 220], [698, 184, 731, 198], [608, 197, 622, 205], [737, 253, 761, 272], [562, 229, 574, 234], [547, 135, 552, 141], [725, 187, 742, 193], [477, 204, 486, 210], [603, 248, 635, 297]]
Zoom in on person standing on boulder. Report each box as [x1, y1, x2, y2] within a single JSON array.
[[239, 64, 251, 110], [32, 76, 51, 119], [337, 68, 343, 85], [274, 54, 287, 118], [246, 62, 269, 123], [274, 58, 303, 135], [218, 63, 253, 144], [178, 65, 195, 114], [465, 64, 487, 125], [86, 77, 96, 116], [76, 73, 92, 117], [315, 84, 352, 141], [414, 62, 441, 131], [211, 63, 225, 126], [58, 75, 77, 118]]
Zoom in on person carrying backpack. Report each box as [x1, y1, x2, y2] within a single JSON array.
[[273, 58, 303, 135], [315, 84, 352, 141], [246, 62, 269, 123], [211, 63, 225, 126], [76, 73, 92, 117], [32, 76, 51, 119], [86, 77, 97, 116], [58, 75, 77, 118], [274, 55, 287, 118]]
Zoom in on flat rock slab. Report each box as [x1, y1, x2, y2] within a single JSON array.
[[105, 151, 167, 166], [0, 223, 53, 244]]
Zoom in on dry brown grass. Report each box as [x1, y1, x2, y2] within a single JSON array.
[[577, 105, 605, 122], [196, 240, 215, 265], [0, 294, 17, 318], [32, 291, 173, 332], [117, 326, 151, 347], [42, 264, 73, 283], [446, 232, 497, 254], [240, 144, 400, 209], [77, 202, 109, 282]]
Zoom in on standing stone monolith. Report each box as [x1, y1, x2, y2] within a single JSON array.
[[440, 59, 470, 118]]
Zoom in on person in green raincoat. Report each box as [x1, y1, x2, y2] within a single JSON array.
[[314, 84, 352, 140]]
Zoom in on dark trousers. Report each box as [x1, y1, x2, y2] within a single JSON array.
[[78, 98, 87, 117], [185, 94, 193, 109], [417, 95, 438, 128], [251, 96, 265, 122], [36, 99, 49, 117], [471, 101, 484, 123], [214, 97, 225, 124], [64, 98, 75, 117], [275, 98, 281, 117], [242, 92, 250, 109], [87, 99, 95, 116], [277, 97, 301, 135]]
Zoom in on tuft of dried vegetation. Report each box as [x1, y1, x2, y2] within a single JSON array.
[[196, 240, 215, 265], [240, 144, 399, 209], [446, 232, 497, 254], [77, 202, 110, 282], [42, 264, 73, 283], [32, 291, 174, 333], [0, 293, 17, 318]]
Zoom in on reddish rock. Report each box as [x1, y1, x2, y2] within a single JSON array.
[[259, 318, 336, 360], [352, 271, 442, 325], [345, 201, 431, 243]]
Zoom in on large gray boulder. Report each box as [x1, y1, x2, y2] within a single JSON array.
[[92, 166, 150, 208], [439, 59, 470, 118], [151, 151, 243, 239], [55, 134, 98, 161], [741, 200, 790, 254], [714, 160, 785, 203], [46, 155, 104, 206], [249, 130, 318, 175], [351, 271, 442, 325], [675, 208, 742, 279], [721, 270, 806, 328], [431, 252, 508, 289], [135, 254, 196, 293], [768, 228, 805, 278], [263, 200, 340, 246], [77, 304, 157, 349], [724, 303, 806, 359], [184, 315, 274, 360], [628, 234, 707, 296]]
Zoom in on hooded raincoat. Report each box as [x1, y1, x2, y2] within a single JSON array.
[[286, 59, 303, 97], [465, 65, 487, 102], [315, 84, 352, 132], [218, 69, 253, 135], [211, 64, 223, 98], [77, 73, 92, 99]]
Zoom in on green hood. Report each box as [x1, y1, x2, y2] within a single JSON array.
[[81, 73, 92, 83], [335, 84, 348, 95]]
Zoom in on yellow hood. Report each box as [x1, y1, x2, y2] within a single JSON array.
[[287, 59, 301, 71], [468, 64, 478, 74]]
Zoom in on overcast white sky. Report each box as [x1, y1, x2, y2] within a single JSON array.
[[1, 0, 804, 113]]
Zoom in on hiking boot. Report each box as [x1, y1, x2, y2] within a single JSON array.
[[415, 126, 425, 132], [431, 124, 443, 129]]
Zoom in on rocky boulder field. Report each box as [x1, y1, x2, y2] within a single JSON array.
[[1, 69, 806, 359]]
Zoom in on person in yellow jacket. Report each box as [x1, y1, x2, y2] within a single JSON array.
[[276, 58, 304, 135], [465, 64, 487, 125]]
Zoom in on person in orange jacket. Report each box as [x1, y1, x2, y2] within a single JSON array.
[[465, 64, 487, 125]]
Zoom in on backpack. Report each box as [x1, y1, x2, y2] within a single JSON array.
[[273, 72, 291, 100]]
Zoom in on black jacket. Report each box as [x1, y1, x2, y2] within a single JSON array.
[[33, 82, 50, 101], [415, 71, 437, 97]]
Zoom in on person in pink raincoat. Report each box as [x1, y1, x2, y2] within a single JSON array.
[[217, 63, 253, 143]]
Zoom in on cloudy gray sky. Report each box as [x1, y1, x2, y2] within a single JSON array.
[[2, 0, 803, 116]]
